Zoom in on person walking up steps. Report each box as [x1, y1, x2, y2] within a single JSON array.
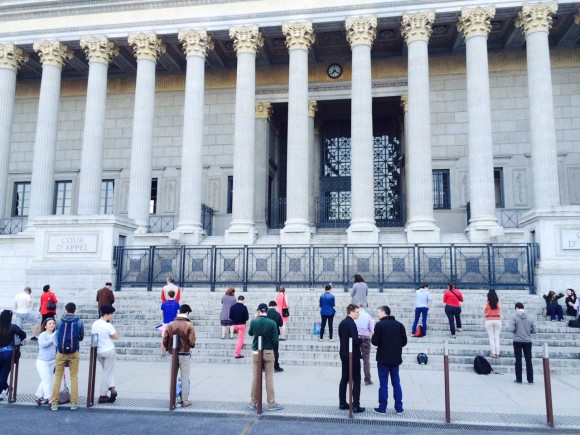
[[484, 290, 502, 359], [319, 284, 336, 342], [411, 283, 432, 337], [443, 281, 463, 338], [230, 295, 249, 359], [275, 286, 289, 340], [14, 287, 39, 341]]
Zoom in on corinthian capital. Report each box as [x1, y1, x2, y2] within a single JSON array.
[[345, 16, 377, 47], [128, 33, 166, 61], [255, 102, 273, 119], [229, 25, 264, 55], [33, 40, 73, 68], [178, 29, 215, 58], [282, 22, 315, 51], [80, 37, 119, 65], [515, 2, 558, 36], [401, 12, 436, 44], [0, 43, 29, 71], [457, 7, 496, 39], [308, 100, 318, 118], [400, 94, 408, 113]]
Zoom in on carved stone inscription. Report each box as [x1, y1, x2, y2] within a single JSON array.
[[48, 234, 98, 253]]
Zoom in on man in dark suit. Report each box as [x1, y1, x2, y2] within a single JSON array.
[[338, 303, 364, 413]]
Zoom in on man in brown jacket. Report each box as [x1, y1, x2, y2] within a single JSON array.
[[96, 282, 115, 317], [163, 304, 196, 407]]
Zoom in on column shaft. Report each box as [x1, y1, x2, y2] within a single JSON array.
[[0, 68, 17, 216], [254, 104, 271, 235]]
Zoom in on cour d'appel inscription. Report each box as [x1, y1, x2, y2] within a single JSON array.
[[561, 229, 580, 250], [48, 234, 99, 253]]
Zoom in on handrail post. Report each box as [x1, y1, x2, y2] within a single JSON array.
[[348, 337, 353, 419], [169, 334, 179, 410], [86, 334, 98, 407], [444, 339, 451, 423], [543, 343, 554, 428], [257, 336, 263, 414]]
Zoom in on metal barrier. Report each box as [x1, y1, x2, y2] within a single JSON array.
[[114, 243, 539, 292], [0, 217, 25, 235]]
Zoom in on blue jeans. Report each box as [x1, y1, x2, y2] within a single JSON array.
[[412, 307, 429, 335], [0, 349, 13, 393], [377, 362, 403, 413]]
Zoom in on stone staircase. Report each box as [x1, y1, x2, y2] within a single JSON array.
[[19, 288, 580, 375]]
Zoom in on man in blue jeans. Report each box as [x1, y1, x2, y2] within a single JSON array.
[[412, 283, 432, 337], [371, 305, 407, 415]]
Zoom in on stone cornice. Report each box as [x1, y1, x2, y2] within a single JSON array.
[[128, 32, 166, 61], [80, 36, 119, 65], [345, 16, 377, 47], [178, 29, 214, 58], [229, 25, 264, 56], [515, 2, 558, 36], [308, 100, 318, 117], [457, 7, 496, 39], [282, 22, 315, 51], [401, 11, 436, 44], [255, 101, 273, 119], [32, 40, 73, 68], [0, 43, 29, 71]]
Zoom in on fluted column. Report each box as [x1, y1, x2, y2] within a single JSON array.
[[400, 95, 409, 219], [458, 7, 503, 242], [401, 12, 440, 243], [308, 101, 318, 228], [28, 41, 73, 220], [77, 37, 118, 215], [254, 102, 273, 235], [280, 22, 315, 244], [346, 16, 379, 244], [127, 33, 166, 232], [174, 29, 214, 243], [0, 44, 28, 217], [225, 25, 264, 245], [516, 2, 560, 209]]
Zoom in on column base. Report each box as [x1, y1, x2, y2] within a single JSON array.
[[466, 216, 504, 243], [224, 223, 257, 245], [347, 221, 379, 245], [280, 221, 312, 245], [169, 225, 206, 245], [405, 219, 440, 243]]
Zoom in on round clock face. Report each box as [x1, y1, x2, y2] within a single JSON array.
[[327, 63, 342, 79]]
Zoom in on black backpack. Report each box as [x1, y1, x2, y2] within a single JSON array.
[[474, 355, 493, 375], [417, 353, 428, 365]]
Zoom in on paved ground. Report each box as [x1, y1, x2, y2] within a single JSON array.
[[2, 355, 580, 431]]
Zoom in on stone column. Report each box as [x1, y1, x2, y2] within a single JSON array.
[[28, 41, 73, 220], [127, 33, 166, 233], [173, 29, 214, 243], [308, 100, 318, 229], [77, 37, 118, 215], [458, 7, 503, 242], [516, 2, 560, 209], [0, 44, 28, 217], [401, 12, 440, 243], [254, 102, 273, 236], [280, 22, 315, 244], [346, 16, 379, 244], [225, 25, 264, 245], [400, 95, 409, 221]]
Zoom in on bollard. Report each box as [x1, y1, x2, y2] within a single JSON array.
[[8, 335, 21, 403], [543, 343, 554, 428], [257, 336, 263, 415], [86, 334, 98, 407], [348, 337, 353, 419], [169, 334, 179, 411], [444, 339, 450, 424]]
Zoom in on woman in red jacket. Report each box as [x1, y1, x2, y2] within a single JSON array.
[[39, 284, 58, 323], [443, 281, 463, 338]]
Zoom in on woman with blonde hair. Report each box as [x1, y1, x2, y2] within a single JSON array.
[[275, 286, 290, 340], [35, 317, 57, 405], [220, 287, 237, 339]]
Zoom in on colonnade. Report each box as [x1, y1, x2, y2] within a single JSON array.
[[0, 2, 568, 244]]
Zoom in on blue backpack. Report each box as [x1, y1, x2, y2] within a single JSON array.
[[57, 317, 80, 354]]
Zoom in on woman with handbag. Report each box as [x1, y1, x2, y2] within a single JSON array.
[[275, 286, 290, 340], [0, 310, 27, 401], [443, 281, 464, 338], [35, 317, 57, 405], [39, 284, 58, 323]]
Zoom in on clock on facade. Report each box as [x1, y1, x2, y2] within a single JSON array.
[[327, 63, 342, 79]]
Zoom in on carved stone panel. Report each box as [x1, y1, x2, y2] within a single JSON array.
[[118, 179, 130, 215], [567, 166, 580, 205], [207, 177, 221, 212], [456, 169, 469, 208], [511, 168, 529, 207], [163, 178, 177, 214]]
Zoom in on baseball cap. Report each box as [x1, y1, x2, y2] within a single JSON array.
[[257, 303, 268, 313]]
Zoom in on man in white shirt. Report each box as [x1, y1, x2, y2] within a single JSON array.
[[14, 287, 39, 340], [354, 303, 375, 386], [91, 305, 120, 404]]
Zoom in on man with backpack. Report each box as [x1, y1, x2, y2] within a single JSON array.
[[51, 302, 85, 411]]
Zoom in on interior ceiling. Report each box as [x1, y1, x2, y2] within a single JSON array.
[[15, 4, 580, 82]]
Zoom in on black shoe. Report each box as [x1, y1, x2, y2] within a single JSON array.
[[352, 406, 365, 413], [274, 367, 284, 373], [109, 387, 117, 402], [98, 395, 110, 404], [528, 381, 534, 384], [235, 355, 244, 359], [373, 407, 386, 414], [513, 380, 522, 384], [339, 404, 349, 410], [30, 336, 38, 341], [364, 380, 373, 386]]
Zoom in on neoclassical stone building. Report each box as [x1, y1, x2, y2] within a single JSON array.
[[0, 0, 579, 298]]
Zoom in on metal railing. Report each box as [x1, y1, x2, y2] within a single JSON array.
[[201, 204, 214, 236], [0, 217, 26, 235], [114, 243, 539, 293], [148, 215, 175, 233], [497, 209, 529, 229]]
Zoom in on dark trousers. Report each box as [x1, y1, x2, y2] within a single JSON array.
[[273, 341, 281, 369], [339, 355, 361, 407], [412, 307, 429, 335], [547, 305, 563, 321], [444, 305, 462, 335], [513, 341, 533, 383], [320, 314, 334, 340], [0, 349, 13, 393], [377, 362, 403, 413]]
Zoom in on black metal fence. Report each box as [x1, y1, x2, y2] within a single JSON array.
[[113, 243, 539, 293]]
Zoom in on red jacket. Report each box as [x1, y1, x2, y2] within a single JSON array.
[[443, 289, 463, 307], [39, 291, 58, 315]]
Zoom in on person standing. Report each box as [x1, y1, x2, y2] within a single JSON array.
[[161, 277, 181, 302], [275, 286, 289, 340], [350, 274, 368, 306], [163, 304, 196, 408], [411, 283, 432, 337], [443, 281, 463, 338], [40, 284, 58, 324], [91, 305, 120, 404], [51, 302, 85, 411], [0, 310, 26, 401], [160, 290, 180, 356], [509, 302, 536, 384], [319, 284, 336, 342], [96, 282, 115, 317], [35, 317, 57, 405], [354, 303, 375, 386], [267, 301, 284, 372], [247, 303, 283, 411], [220, 287, 237, 339], [229, 295, 249, 359], [14, 287, 39, 340], [371, 305, 407, 415], [484, 290, 502, 359], [338, 304, 364, 413]]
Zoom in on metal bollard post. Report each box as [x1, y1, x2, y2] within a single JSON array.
[[169, 334, 179, 411], [8, 336, 21, 403], [257, 336, 263, 415], [543, 343, 554, 428], [444, 339, 450, 424], [87, 334, 98, 407], [348, 337, 353, 419]]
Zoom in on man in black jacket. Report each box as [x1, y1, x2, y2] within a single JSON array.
[[229, 295, 249, 359], [267, 301, 284, 372], [371, 305, 407, 415], [337, 304, 364, 413]]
